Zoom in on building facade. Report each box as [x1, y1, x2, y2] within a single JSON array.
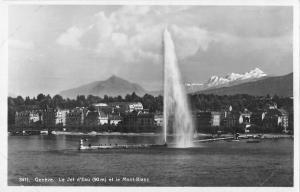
[[154, 114, 164, 127], [66, 107, 87, 128], [15, 110, 42, 127], [122, 111, 155, 133], [211, 112, 221, 127], [55, 109, 69, 127], [42, 108, 56, 130]]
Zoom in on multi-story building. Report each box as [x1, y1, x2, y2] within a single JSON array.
[[55, 109, 69, 127], [221, 106, 240, 132], [107, 102, 144, 114], [15, 110, 42, 127], [84, 111, 100, 126], [66, 107, 87, 128], [193, 111, 212, 132], [122, 111, 155, 132], [262, 108, 289, 132], [42, 108, 56, 130], [250, 110, 265, 127], [99, 111, 109, 125], [211, 112, 221, 127], [154, 114, 164, 127], [277, 109, 289, 132], [84, 110, 110, 126], [239, 108, 252, 124]]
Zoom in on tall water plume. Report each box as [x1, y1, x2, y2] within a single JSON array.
[[163, 29, 195, 148]]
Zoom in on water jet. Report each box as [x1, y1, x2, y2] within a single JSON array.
[[163, 29, 195, 148]]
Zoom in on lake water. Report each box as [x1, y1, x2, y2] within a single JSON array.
[[8, 134, 293, 186]]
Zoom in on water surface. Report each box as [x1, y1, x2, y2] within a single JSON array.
[[8, 135, 293, 186]]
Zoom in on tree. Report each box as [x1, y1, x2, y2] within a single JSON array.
[[37, 93, 46, 102], [53, 94, 64, 108], [15, 96, 25, 106]]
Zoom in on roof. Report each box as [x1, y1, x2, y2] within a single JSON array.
[[93, 103, 108, 107]]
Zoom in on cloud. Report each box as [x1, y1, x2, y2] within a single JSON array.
[[170, 25, 214, 59], [56, 26, 84, 48], [8, 38, 34, 50], [9, 5, 293, 96], [56, 6, 214, 65]]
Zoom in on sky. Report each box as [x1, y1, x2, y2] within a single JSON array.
[[8, 5, 293, 97]]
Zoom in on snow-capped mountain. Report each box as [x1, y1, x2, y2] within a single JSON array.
[[185, 68, 267, 93], [206, 68, 267, 87]]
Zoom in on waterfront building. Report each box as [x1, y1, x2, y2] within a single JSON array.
[[262, 108, 289, 132], [42, 108, 56, 130], [15, 110, 42, 127], [66, 107, 87, 128], [83, 110, 111, 128], [238, 108, 252, 132], [221, 106, 240, 132], [99, 111, 109, 125], [193, 111, 212, 133], [239, 108, 252, 124], [154, 114, 163, 127], [55, 109, 69, 127], [85, 111, 100, 126], [122, 111, 155, 132], [277, 109, 289, 132], [211, 112, 221, 127], [250, 110, 265, 127]]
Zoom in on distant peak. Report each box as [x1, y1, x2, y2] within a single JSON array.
[[249, 67, 264, 74], [108, 75, 117, 79], [107, 75, 122, 81]]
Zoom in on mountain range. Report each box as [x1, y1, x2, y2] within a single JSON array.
[[196, 72, 293, 97], [59, 68, 293, 98], [185, 68, 268, 93]]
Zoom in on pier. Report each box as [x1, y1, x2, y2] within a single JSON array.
[[78, 139, 167, 150]]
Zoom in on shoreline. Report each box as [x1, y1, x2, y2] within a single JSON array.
[[50, 131, 293, 139], [52, 131, 161, 136]]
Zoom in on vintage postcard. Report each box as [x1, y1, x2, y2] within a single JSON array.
[[0, 0, 299, 191]]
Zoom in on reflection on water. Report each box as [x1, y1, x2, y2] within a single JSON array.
[[8, 135, 293, 186]]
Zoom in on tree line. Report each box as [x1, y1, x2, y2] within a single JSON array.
[[8, 92, 293, 125], [189, 94, 293, 113]]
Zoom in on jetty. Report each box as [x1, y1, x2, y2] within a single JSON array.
[[78, 139, 167, 150]]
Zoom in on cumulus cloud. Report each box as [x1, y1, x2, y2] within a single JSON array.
[[56, 26, 85, 48], [8, 38, 34, 50], [9, 5, 293, 96], [170, 25, 214, 59], [55, 6, 213, 64]]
